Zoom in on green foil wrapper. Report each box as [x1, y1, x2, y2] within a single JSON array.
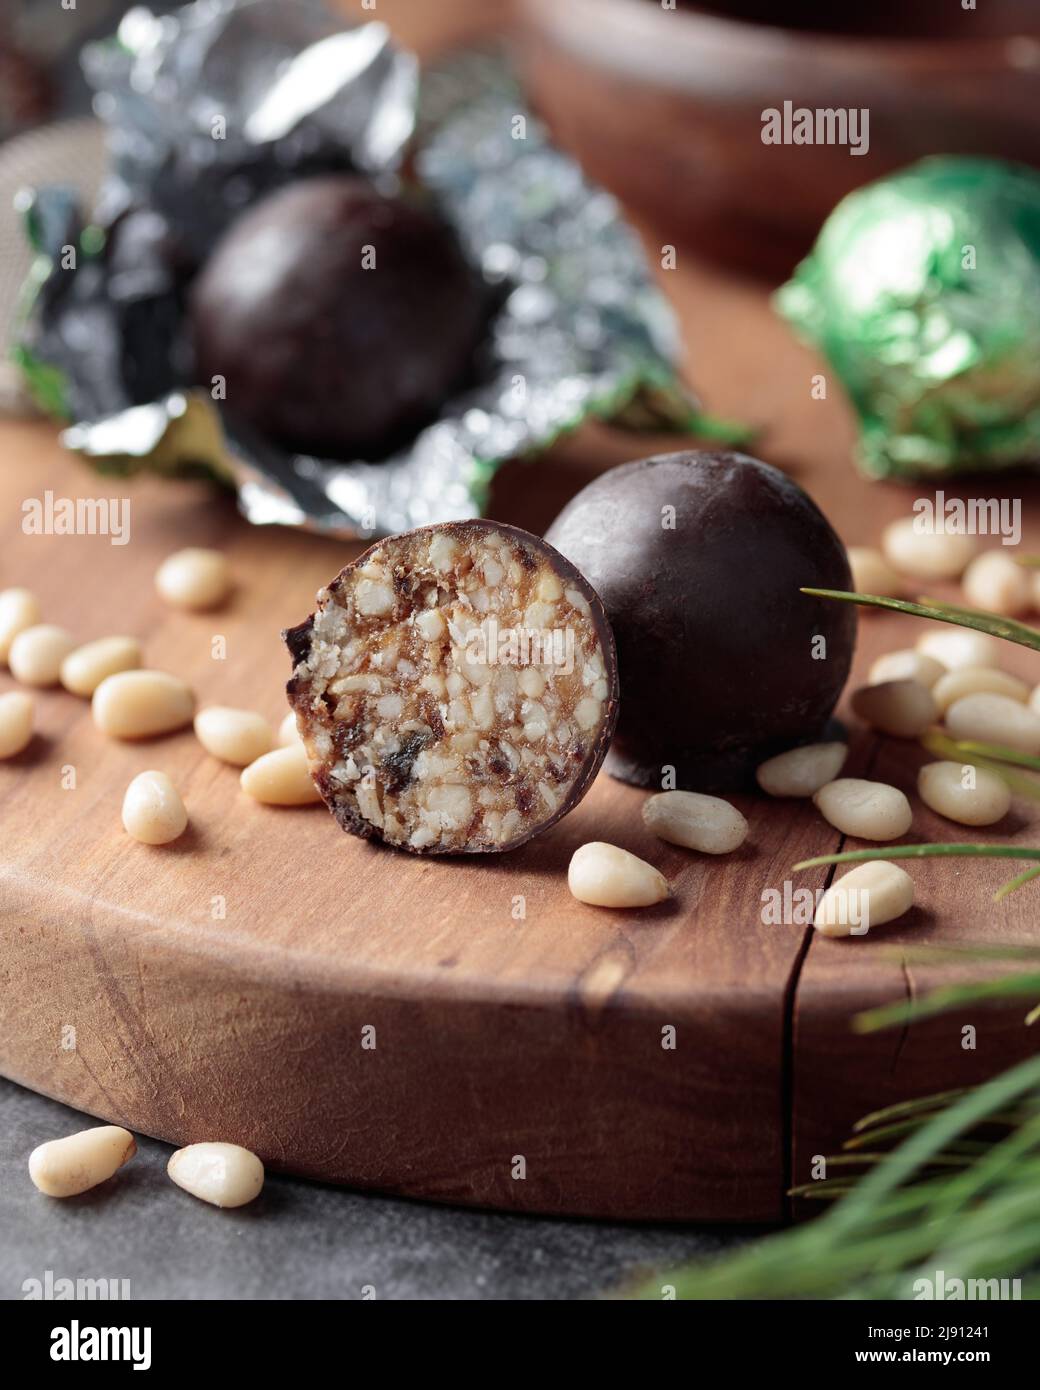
[[777, 157, 1040, 480]]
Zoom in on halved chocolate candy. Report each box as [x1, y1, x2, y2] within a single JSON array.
[[284, 521, 618, 853]]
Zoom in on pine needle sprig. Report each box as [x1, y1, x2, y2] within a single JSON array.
[[800, 588, 1040, 653], [632, 1054, 1040, 1300]]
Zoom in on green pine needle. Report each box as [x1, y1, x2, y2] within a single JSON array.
[[632, 1055, 1040, 1300], [794, 843, 1040, 870], [800, 588, 1040, 652], [794, 842, 1040, 903], [855, 975, 1040, 1032], [944, 740, 1040, 774], [997, 865, 1040, 900], [920, 729, 1040, 801]]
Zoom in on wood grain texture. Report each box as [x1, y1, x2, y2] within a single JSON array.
[[2, 244, 1039, 1222]]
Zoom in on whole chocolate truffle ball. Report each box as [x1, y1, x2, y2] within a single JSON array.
[[545, 451, 856, 792], [188, 175, 487, 459]]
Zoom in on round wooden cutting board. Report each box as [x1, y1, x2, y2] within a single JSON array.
[[2, 258, 1039, 1222]]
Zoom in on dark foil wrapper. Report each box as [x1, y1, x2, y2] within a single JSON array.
[[777, 157, 1040, 481], [16, 0, 737, 539]]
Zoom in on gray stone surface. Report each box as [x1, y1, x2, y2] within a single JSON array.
[[1, 1079, 759, 1300]]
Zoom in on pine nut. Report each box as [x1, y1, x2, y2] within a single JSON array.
[[814, 862, 915, 937], [813, 778, 912, 841], [755, 741, 847, 797], [195, 706, 273, 766], [918, 760, 1011, 826], [642, 790, 748, 853], [945, 692, 1040, 755], [567, 841, 669, 908], [961, 550, 1031, 617], [60, 635, 142, 697], [240, 744, 321, 805], [881, 517, 976, 579], [851, 679, 936, 738], [868, 649, 945, 689], [278, 710, 302, 746], [8, 624, 76, 686], [0, 690, 34, 758], [28, 1125, 136, 1197], [916, 628, 998, 671], [155, 547, 231, 610], [122, 770, 188, 844], [93, 669, 194, 739], [167, 1142, 264, 1208], [847, 547, 904, 601], [933, 667, 1029, 715], [0, 587, 41, 663]]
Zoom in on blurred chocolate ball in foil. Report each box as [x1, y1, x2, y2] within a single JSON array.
[[188, 175, 488, 460], [778, 157, 1040, 480]]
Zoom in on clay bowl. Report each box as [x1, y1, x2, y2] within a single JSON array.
[[515, 0, 1040, 277]]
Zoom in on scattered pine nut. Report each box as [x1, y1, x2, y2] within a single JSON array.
[[240, 744, 321, 805], [167, 1142, 264, 1208], [814, 862, 915, 937], [60, 635, 142, 697], [93, 669, 195, 739], [945, 692, 1040, 756], [155, 547, 231, 611], [28, 1125, 136, 1197], [0, 587, 41, 664], [850, 679, 937, 738], [195, 706, 273, 766], [847, 547, 904, 602], [755, 741, 847, 798], [278, 710, 301, 746], [813, 778, 913, 841], [916, 628, 999, 672], [868, 649, 945, 689], [642, 790, 748, 854], [8, 624, 76, 687], [0, 690, 34, 758], [961, 550, 1031, 617], [881, 517, 976, 580], [918, 761, 1011, 827], [568, 841, 669, 908], [122, 770, 188, 845], [933, 667, 1029, 716]]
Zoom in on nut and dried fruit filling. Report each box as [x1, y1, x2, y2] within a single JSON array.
[[290, 528, 612, 850]]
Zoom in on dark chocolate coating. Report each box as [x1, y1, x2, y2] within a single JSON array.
[[283, 520, 621, 854], [544, 451, 857, 792], [189, 175, 487, 460]]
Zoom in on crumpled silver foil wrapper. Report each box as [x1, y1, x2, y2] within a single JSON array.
[[81, 0, 417, 251], [18, 0, 724, 539]]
